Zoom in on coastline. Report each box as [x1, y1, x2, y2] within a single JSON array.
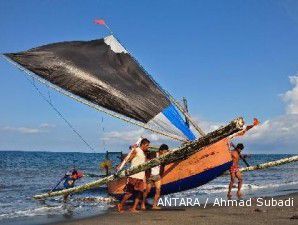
[[52, 192, 298, 225]]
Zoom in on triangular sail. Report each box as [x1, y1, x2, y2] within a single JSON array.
[[4, 35, 196, 141]]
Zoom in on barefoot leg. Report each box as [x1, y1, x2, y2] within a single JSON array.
[[227, 172, 235, 199], [235, 171, 243, 199], [152, 179, 161, 209], [118, 192, 132, 212]]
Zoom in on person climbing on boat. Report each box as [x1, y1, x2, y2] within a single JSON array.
[[62, 169, 83, 202], [116, 138, 150, 213], [141, 144, 169, 210]]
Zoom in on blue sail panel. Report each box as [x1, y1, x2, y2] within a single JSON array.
[[162, 104, 196, 141]]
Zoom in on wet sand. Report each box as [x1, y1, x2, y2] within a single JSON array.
[[54, 193, 298, 225]]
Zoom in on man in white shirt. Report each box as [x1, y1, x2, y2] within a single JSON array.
[[116, 138, 150, 212]]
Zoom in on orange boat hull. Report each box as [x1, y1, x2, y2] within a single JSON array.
[[107, 138, 232, 197]]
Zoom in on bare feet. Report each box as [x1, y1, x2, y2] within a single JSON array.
[[130, 208, 140, 213], [227, 193, 232, 200], [141, 203, 146, 210], [152, 206, 161, 210], [237, 191, 243, 199], [117, 204, 124, 213]]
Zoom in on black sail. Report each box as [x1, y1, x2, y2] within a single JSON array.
[[4, 35, 196, 141], [5, 35, 170, 123]]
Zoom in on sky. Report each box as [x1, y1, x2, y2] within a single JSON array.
[[0, 0, 298, 153]]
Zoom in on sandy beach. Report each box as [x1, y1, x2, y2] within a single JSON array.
[[53, 192, 298, 225]]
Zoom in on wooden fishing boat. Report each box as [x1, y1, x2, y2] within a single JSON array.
[[107, 138, 232, 197], [1, 25, 257, 199]]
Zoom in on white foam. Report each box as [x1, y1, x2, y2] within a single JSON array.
[[0, 205, 64, 219], [174, 181, 298, 196]]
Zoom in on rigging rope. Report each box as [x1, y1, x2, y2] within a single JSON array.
[[23, 71, 97, 153]]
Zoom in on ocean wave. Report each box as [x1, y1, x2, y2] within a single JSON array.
[[178, 180, 298, 195], [0, 205, 64, 220]]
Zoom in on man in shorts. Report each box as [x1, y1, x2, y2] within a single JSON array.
[[142, 144, 169, 210], [116, 138, 150, 212]]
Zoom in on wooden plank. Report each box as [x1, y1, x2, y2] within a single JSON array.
[[33, 117, 244, 200]]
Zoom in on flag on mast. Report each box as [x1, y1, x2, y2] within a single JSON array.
[[94, 19, 106, 25]]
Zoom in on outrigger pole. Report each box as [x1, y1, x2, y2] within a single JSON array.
[[33, 117, 244, 200], [240, 155, 298, 173]]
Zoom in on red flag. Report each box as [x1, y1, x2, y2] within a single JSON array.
[[94, 19, 106, 25]]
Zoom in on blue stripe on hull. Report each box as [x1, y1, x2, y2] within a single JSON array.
[[155, 161, 233, 196], [113, 161, 232, 199]]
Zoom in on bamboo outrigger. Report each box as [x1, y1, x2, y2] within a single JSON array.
[[240, 155, 298, 173]]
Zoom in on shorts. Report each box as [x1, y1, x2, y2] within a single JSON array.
[[229, 165, 240, 173], [124, 177, 145, 193], [63, 180, 74, 189], [148, 175, 161, 183]]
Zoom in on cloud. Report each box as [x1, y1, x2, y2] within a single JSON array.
[[186, 76, 298, 153], [1, 123, 56, 134], [241, 115, 298, 145], [101, 128, 171, 144], [39, 123, 56, 128], [238, 76, 298, 153], [282, 76, 298, 114], [98, 76, 298, 153], [191, 117, 224, 133], [2, 126, 41, 134]]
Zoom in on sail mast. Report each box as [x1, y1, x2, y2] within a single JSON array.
[[168, 95, 206, 136], [183, 97, 190, 128]]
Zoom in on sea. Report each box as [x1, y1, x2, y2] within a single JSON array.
[[0, 151, 297, 225]]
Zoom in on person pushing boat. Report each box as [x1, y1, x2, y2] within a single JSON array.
[[227, 143, 247, 199], [62, 169, 83, 202], [227, 118, 260, 199], [116, 138, 150, 212], [142, 144, 169, 210]]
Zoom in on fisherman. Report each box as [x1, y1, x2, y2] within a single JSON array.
[[62, 169, 83, 202], [227, 143, 249, 199], [227, 118, 259, 200], [116, 138, 150, 212], [142, 144, 169, 210]]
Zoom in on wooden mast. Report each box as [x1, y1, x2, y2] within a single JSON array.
[[33, 117, 244, 200], [182, 97, 190, 128], [169, 96, 206, 137]]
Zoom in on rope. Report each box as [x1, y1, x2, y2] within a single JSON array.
[[24, 73, 96, 152], [2, 55, 185, 142]]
